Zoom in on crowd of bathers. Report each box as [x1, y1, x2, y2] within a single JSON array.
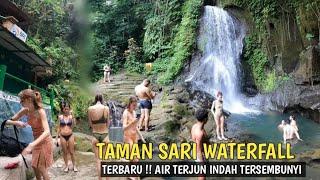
[[3, 78, 157, 180], [3, 81, 303, 180]]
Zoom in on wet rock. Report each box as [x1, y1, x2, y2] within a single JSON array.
[[243, 87, 258, 97], [106, 100, 125, 127], [171, 86, 185, 94], [294, 45, 320, 85], [249, 80, 320, 123], [310, 158, 320, 167], [176, 91, 190, 103], [185, 86, 215, 109]]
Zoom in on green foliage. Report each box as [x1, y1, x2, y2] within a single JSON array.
[[228, 0, 318, 92], [243, 35, 268, 91], [14, 0, 68, 45], [26, 38, 47, 58], [124, 38, 144, 73], [14, 0, 80, 84], [158, 0, 203, 84], [244, 35, 293, 92], [150, 58, 170, 76], [173, 104, 191, 117], [306, 33, 315, 41], [44, 38, 79, 81], [264, 70, 277, 92], [164, 120, 180, 134], [48, 82, 91, 122], [143, 0, 183, 62], [89, 0, 152, 80]]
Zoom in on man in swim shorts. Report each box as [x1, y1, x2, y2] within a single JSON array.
[[135, 79, 156, 132]]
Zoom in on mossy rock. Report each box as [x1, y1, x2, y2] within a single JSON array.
[[173, 104, 192, 117], [164, 120, 180, 135], [176, 91, 190, 103], [74, 132, 93, 152]]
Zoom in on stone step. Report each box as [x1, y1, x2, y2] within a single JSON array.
[[102, 86, 133, 90], [102, 89, 136, 94]]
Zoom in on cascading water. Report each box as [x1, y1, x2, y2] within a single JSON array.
[[186, 6, 250, 113]]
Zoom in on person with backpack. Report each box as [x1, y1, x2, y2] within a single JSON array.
[[5, 89, 53, 180]]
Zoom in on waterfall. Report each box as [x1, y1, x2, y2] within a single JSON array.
[[186, 6, 251, 113]]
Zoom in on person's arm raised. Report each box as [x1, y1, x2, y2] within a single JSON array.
[[23, 109, 50, 155], [5, 108, 28, 128]]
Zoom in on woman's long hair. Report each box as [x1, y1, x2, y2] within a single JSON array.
[[94, 94, 104, 105], [60, 101, 71, 113], [127, 96, 137, 109], [18, 89, 42, 109]]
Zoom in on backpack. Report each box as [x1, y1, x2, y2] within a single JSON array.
[[0, 120, 28, 168]]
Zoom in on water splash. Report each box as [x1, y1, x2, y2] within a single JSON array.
[[186, 6, 255, 113]]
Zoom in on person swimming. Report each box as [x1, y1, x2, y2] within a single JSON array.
[[56, 101, 78, 172], [289, 115, 298, 131], [278, 116, 302, 143], [278, 115, 299, 132], [87, 94, 110, 180], [211, 91, 227, 140]]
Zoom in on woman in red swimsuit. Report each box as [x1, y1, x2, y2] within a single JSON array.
[[5, 89, 53, 180]]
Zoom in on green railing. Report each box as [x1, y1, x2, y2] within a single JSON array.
[[0, 64, 54, 118]]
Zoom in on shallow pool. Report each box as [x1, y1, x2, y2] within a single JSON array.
[[226, 112, 320, 153]]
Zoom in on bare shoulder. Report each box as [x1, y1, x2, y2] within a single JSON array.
[[37, 108, 47, 118], [123, 109, 128, 115], [88, 105, 95, 111]]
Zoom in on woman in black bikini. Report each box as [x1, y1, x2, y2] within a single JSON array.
[[56, 101, 78, 172], [87, 94, 110, 180]]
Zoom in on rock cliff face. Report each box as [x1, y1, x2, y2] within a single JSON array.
[[248, 80, 320, 123]]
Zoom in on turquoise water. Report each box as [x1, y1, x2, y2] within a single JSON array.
[[226, 112, 320, 153]]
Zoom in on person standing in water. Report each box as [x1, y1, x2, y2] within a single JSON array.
[[103, 65, 111, 83], [135, 79, 156, 132], [289, 115, 299, 131], [88, 94, 110, 180], [56, 101, 78, 172], [191, 108, 209, 180], [211, 91, 227, 140], [282, 120, 302, 144], [5, 89, 53, 180]]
